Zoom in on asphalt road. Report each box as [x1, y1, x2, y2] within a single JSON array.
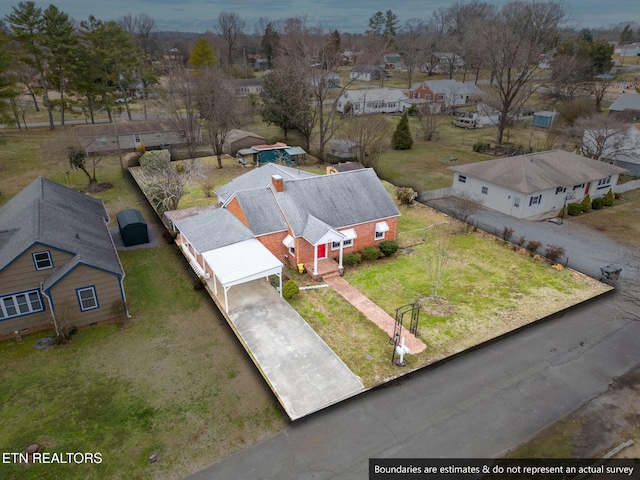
[[188, 203, 640, 479]]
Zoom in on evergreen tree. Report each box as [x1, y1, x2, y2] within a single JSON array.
[[392, 112, 413, 150], [367, 11, 384, 36], [189, 37, 217, 70], [620, 24, 633, 44], [261, 22, 279, 69], [383, 10, 398, 41]]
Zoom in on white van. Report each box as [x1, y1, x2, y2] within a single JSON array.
[[451, 117, 481, 129]]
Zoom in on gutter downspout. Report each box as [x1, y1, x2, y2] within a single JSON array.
[[41, 283, 58, 337]]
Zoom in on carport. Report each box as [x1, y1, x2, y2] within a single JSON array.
[[202, 239, 283, 312]]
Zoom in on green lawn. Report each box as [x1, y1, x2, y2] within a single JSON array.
[[287, 202, 609, 386], [0, 244, 286, 480]]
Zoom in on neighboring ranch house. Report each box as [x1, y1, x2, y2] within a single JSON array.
[[409, 80, 482, 108], [350, 65, 385, 82], [0, 177, 127, 337], [221, 129, 267, 155], [336, 88, 410, 115], [449, 150, 627, 219], [614, 43, 640, 57], [175, 164, 400, 310], [384, 53, 402, 69], [583, 124, 640, 176], [430, 52, 465, 75], [75, 120, 200, 155], [236, 143, 307, 166], [232, 78, 263, 96]]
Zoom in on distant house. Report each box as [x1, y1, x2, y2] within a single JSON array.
[[384, 53, 402, 69], [420, 53, 464, 75], [614, 43, 640, 57], [74, 120, 200, 155], [236, 143, 307, 166], [309, 70, 341, 88], [409, 80, 482, 108], [221, 129, 267, 155], [583, 124, 640, 176], [350, 65, 385, 82], [532, 111, 560, 129], [175, 165, 400, 309], [326, 161, 365, 174], [449, 150, 627, 219], [254, 58, 270, 71], [608, 93, 640, 121], [232, 78, 263, 96], [336, 88, 410, 115], [0, 177, 127, 337]]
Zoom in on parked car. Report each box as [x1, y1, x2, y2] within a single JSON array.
[[452, 117, 481, 129], [115, 97, 132, 104]]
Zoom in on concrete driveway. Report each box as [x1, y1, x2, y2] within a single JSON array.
[[224, 279, 364, 421]]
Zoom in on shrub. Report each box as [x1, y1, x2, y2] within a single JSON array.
[[526, 240, 542, 253], [517, 235, 526, 247], [604, 189, 614, 206], [567, 202, 583, 216], [391, 112, 413, 150], [343, 252, 361, 267], [591, 197, 605, 210], [361, 246, 382, 261], [501, 226, 514, 242], [472, 141, 490, 153], [379, 240, 399, 256], [282, 280, 300, 300], [545, 244, 566, 263], [396, 187, 417, 205], [581, 194, 591, 212]]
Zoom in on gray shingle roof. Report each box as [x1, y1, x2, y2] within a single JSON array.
[[274, 168, 400, 237], [215, 163, 317, 202], [449, 150, 628, 194], [233, 189, 288, 236], [0, 177, 123, 277], [608, 93, 640, 112], [174, 208, 253, 252]]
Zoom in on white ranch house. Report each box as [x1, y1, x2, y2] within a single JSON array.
[[336, 88, 410, 115], [449, 150, 627, 219]]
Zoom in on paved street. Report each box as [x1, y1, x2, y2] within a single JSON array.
[[188, 202, 640, 479]]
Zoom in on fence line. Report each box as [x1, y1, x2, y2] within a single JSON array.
[[615, 179, 640, 194]]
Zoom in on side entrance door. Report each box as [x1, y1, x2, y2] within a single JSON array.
[[317, 243, 326, 259]]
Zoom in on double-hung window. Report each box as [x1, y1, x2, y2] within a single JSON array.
[[77, 287, 99, 312], [32, 251, 53, 270]]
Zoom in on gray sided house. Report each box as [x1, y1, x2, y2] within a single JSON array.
[[0, 177, 126, 336], [449, 150, 627, 219], [608, 93, 640, 121], [75, 120, 201, 155]]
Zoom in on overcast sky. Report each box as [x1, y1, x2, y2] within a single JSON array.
[[1, 0, 636, 34]]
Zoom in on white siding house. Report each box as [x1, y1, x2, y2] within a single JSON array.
[[336, 88, 410, 115], [449, 150, 627, 219]]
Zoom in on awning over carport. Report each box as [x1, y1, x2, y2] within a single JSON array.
[[202, 238, 283, 312]]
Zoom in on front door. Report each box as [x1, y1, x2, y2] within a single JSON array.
[[585, 182, 591, 195], [317, 243, 326, 259]]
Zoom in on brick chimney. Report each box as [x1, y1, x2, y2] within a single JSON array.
[[271, 175, 284, 193]]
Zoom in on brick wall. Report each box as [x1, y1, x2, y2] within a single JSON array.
[[256, 231, 289, 264], [225, 197, 250, 228]]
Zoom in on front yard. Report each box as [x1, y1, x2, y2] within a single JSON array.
[[288, 202, 610, 387]]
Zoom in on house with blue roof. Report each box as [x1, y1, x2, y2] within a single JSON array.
[[0, 177, 127, 337]]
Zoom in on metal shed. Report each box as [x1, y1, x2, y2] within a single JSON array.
[[116, 209, 149, 247]]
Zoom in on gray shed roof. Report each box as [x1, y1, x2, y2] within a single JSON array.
[[0, 177, 122, 277], [608, 93, 640, 112], [274, 168, 400, 237], [174, 208, 253, 252], [449, 150, 628, 194], [215, 163, 317, 202]]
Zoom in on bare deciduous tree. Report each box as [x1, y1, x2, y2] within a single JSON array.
[[194, 67, 247, 168], [416, 103, 441, 141], [165, 67, 201, 159], [450, 191, 484, 224], [578, 114, 640, 161], [137, 150, 201, 214], [338, 114, 391, 167], [481, 1, 565, 144], [217, 11, 246, 67], [427, 228, 453, 299]]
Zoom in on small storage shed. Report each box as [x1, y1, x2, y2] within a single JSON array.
[[116, 209, 149, 247], [532, 111, 559, 129]]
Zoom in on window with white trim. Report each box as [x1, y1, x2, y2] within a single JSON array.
[[32, 251, 53, 270], [289, 246, 295, 256], [573, 183, 585, 190], [458, 175, 466, 183], [555, 187, 566, 194], [598, 175, 612, 187], [77, 286, 98, 312], [0, 290, 44, 320], [332, 239, 354, 250], [529, 195, 542, 206], [481, 186, 488, 195]]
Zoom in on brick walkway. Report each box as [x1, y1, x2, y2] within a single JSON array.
[[324, 275, 426, 354]]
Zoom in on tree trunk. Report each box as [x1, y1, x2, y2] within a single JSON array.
[[9, 99, 22, 131], [26, 84, 39, 111], [217, 153, 223, 169], [59, 73, 65, 126]]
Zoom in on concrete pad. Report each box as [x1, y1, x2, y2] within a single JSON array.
[[223, 279, 365, 420]]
